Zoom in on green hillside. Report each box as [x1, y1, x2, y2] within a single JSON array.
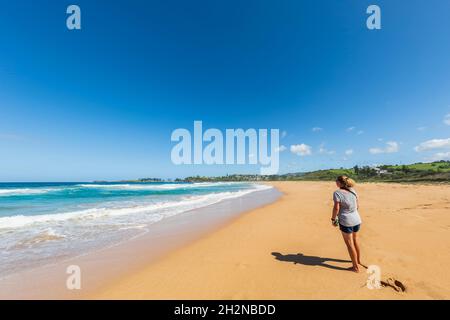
[[294, 161, 450, 183], [381, 162, 450, 172], [177, 161, 450, 183]]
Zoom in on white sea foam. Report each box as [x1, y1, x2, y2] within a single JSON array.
[[76, 182, 243, 191], [0, 184, 272, 230], [11, 228, 67, 249], [0, 188, 55, 196], [0, 182, 244, 197]]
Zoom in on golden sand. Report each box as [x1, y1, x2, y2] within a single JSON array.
[[92, 182, 450, 299]]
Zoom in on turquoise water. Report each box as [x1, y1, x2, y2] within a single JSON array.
[[0, 182, 271, 276]]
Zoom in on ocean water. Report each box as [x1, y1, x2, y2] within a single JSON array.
[[0, 182, 271, 277]]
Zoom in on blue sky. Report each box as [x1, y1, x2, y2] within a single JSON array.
[[0, 0, 449, 181]]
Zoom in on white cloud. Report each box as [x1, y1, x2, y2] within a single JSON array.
[[346, 127, 363, 135], [318, 143, 335, 155], [444, 114, 450, 126], [369, 141, 399, 154], [276, 145, 287, 152], [417, 126, 427, 131], [290, 144, 312, 156], [427, 152, 450, 162], [369, 148, 383, 154], [385, 141, 399, 153], [414, 138, 450, 152], [345, 149, 354, 156], [312, 127, 323, 132], [281, 130, 287, 138]]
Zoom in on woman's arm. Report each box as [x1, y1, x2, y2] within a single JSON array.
[[331, 201, 340, 225]]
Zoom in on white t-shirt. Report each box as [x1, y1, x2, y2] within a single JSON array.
[[333, 188, 362, 227]]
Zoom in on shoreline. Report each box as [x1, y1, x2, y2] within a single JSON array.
[[92, 181, 450, 300], [0, 185, 280, 299]]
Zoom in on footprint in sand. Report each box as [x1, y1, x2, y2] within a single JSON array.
[[381, 277, 406, 293]]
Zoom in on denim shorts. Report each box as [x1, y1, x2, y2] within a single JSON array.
[[339, 224, 361, 234]]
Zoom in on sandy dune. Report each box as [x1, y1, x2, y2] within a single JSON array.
[[93, 182, 450, 299]]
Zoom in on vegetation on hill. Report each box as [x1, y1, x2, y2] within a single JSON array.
[[176, 161, 450, 183], [101, 161, 450, 184]]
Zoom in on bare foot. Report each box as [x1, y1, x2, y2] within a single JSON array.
[[347, 266, 359, 273]]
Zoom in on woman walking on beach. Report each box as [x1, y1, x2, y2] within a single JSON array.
[[331, 176, 362, 272]]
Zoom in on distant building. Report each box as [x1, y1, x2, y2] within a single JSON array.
[[374, 167, 389, 175]]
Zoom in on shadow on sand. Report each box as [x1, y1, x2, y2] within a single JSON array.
[[271, 252, 352, 271]]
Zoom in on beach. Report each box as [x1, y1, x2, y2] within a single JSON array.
[[92, 181, 450, 300], [1, 181, 449, 300], [2, 0, 449, 306], [0, 183, 280, 299]]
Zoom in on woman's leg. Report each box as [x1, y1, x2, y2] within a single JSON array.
[[352, 231, 361, 265], [341, 232, 359, 272]]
